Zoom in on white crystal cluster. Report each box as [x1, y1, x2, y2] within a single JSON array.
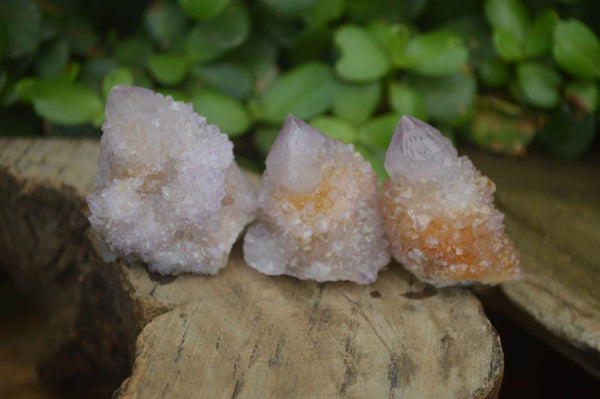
[[243, 115, 390, 283], [381, 116, 522, 286], [87, 85, 256, 275]]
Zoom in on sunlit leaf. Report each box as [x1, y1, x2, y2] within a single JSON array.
[[553, 18, 600, 79], [27, 79, 102, 125], [310, 115, 359, 143], [102, 67, 134, 99], [334, 25, 390, 82], [484, 0, 529, 43], [492, 28, 524, 61], [259, 62, 334, 124], [192, 89, 250, 136], [409, 72, 477, 124], [403, 30, 469, 76], [388, 82, 428, 121], [148, 52, 189, 86], [517, 62, 562, 109]]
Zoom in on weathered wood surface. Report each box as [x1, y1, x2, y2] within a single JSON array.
[[467, 150, 600, 379], [0, 138, 504, 398]]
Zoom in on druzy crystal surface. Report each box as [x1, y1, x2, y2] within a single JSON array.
[[381, 116, 523, 286], [87, 85, 256, 275], [243, 115, 390, 283]]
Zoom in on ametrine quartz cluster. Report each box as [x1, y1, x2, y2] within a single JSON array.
[[243, 115, 390, 283], [381, 116, 523, 286], [87, 85, 256, 275]]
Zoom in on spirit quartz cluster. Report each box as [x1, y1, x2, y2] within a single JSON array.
[[88, 83, 521, 286], [381, 116, 523, 286], [243, 115, 390, 283], [87, 85, 256, 275]]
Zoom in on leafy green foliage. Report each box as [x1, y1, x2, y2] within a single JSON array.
[[1, 0, 599, 164]]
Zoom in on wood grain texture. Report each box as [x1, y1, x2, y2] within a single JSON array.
[[0, 138, 512, 398], [468, 150, 600, 379]]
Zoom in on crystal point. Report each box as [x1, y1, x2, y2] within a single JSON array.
[[87, 85, 256, 275], [382, 116, 523, 286], [244, 115, 390, 283]]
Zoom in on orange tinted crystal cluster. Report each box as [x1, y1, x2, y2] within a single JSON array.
[[381, 116, 523, 286]]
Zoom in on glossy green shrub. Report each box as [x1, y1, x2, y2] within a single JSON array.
[[1, 0, 599, 173]]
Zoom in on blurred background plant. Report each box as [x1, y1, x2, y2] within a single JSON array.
[[1, 0, 599, 176]]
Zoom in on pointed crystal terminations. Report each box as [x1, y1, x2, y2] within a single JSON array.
[[381, 116, 523, 286], [243, 115, 390, 283], [87, 85, 256, 275]]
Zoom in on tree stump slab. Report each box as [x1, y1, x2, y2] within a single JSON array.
[[468, 150, 600, 378], [1, 138, 506, 398]]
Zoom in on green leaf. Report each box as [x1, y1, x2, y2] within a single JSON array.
[[332, 80, 382, 126], [310, 116, 359, 144], [178, 0, 231, 20], [492, 28, 525, 61], [516, 62, 562, 109], [477, 57, 510, 88], [565, 81, 599, 113], [191, 89, 250, 136], [553, 18, 600, 80], [0, 0, 41, 57], [27, 79, 102, 125], [409, 72, 477, 125], [484, 0, 529, 43], [194, 62, 253, 100], [388, 82, 428, 121], [334, 25, 390, 82], [259, 62, 334, 124], [358, 113, 400, 151], [148, 53, 189, 86], [144, 0, 189, 49], [367, 21, 410, 67], [185, 0, 249, 63], [524, 10, 559, 57], [35, 39, 70, 78], [102, 67, 134, 99], [258, 0, 315, 16], [113, 35, 154, 67], [355, 144, 387, 181], [403, 30, 469, 76]]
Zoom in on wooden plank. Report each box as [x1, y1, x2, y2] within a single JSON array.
[[0, 138, 503, 398]]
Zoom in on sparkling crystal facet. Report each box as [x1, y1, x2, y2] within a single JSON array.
[[87, 85, 256, 275], [243, 115, 390, 283], [382, 115, 523, 286]]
